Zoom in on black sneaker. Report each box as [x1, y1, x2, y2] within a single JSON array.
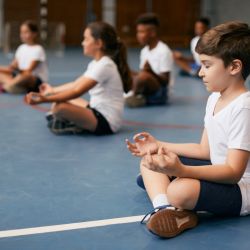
[[49, 118, 86, 135], [45, 111, 54, 122], [125, 94, 146, 108]]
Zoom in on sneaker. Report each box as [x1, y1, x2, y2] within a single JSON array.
[[45, 111, 54, 122], [123, 90, 134, 98], [146, 207, 198, 238], [125, 94, 146, 108], [49, 118, 86, 135]]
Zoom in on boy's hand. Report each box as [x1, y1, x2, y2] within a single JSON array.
[[143, 61, 153, 72], [39, 83, 54, 95], [25, 92, 47, 105], [173, 51, 183, 59], [126, 132, 159, 157], [142, 147, 184, 176]]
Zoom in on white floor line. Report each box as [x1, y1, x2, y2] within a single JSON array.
[[0, 215, 144, 238]]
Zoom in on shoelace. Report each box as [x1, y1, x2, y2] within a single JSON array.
[[141, 205, 173, 224]]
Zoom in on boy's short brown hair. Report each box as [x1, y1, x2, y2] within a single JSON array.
[[196, 21, 250, 79]]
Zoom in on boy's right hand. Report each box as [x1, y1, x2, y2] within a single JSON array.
[[173, 51, 183, 59], [125, 132, 159, 157], [39, 83, 54, 95]]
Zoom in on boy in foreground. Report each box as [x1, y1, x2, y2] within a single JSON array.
[[126, 21, 250, 238]]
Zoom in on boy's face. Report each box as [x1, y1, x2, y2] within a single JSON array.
[[194, 21, 208, 36], [136, 24, 156, 46], [198, 54, 232, 92]]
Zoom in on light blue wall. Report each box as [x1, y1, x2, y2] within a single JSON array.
[[201, 0, 250, 26]]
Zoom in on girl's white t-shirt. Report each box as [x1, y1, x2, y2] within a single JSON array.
[[83, 56, 124, 133], [15, 44, 48, 82], [204, 91, 250, 215]]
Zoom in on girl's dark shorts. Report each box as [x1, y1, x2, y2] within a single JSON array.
[[87, 106, 113, 135]]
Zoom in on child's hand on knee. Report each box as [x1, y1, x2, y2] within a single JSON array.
[[143, 147, 184, 176]]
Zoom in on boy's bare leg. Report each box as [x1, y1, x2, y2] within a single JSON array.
[[166, 178, 200, 210], [68, 98, 89, 108], [140, 160, 171, 204]]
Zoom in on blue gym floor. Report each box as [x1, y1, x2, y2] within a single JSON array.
[[1, 48, 250, 250]]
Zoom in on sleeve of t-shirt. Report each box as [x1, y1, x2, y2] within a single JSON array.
[[15, 45, 22, 59], [159, 49, 173, 73], [228, 107, 250, 152], [83, 61, 108, 83], [32, 46, 46, 62]]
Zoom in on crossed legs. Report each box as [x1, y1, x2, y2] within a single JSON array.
[[51, 98, 98, 132], [133, 71, 161, 96], [0, 72, 38, 94]]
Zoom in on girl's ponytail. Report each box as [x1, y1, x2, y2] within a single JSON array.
[[111, 39, 132, 93], [87, 22, 132, 93]]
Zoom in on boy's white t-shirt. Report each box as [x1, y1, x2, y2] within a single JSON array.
[[190, 36, 201, 66], [204, 91, 250, 215], [83, 56, 124, 133], [15, 44, 48, 82], [139, 41, 174, 87]]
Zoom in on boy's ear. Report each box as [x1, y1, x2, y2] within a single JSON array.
[[230, 59, 242, 76]]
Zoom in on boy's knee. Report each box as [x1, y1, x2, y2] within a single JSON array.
[[4, 83, 26, 94], [52, 103, 67, 116], [135, 71, 152, 84], [167, 178, 200, 209]]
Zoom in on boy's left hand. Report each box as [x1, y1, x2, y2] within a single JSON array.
[[25, 92, 47, 104], [142, 147, 184, 176]]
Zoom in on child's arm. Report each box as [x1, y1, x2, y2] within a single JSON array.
[[21, 60, 40, 74], [143, 61, 169, 85], [51, 82, 78, 93], [158, 129, 210, 160], [126, 129, 210, 160], [144, 147, 249, 184], [39, 82, 78, 96], [26, 75, 96, 104], [173, 51, 194, 62], [0, 59, 18, 74], [181, 149, 249, 183]]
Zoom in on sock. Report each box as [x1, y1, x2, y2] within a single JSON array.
[[123, 90, 134, 98], [152, 194, 170, 208]]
